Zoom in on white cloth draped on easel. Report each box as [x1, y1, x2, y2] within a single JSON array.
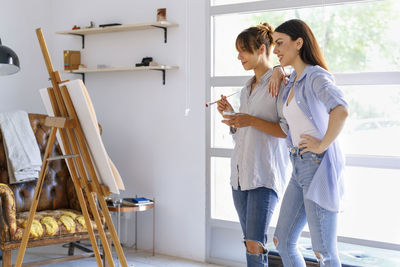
[[0, 110, 42, 184]]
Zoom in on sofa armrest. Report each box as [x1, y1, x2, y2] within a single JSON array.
[[0, 183, 16, 242]]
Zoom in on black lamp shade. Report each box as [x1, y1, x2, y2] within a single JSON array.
[[0, 39, 20, 76]]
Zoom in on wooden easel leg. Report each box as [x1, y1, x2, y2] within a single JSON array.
[[46, 89, 105, 267], [103, 235, 113, 267], [98, 197, 129, 267], [49, 88, 115, 267], [2, 249, 11, 267], [68, 170, 105, 266], [82, 187, 116, 266], [60, 86, 127, 267], [45, 87, 104, 266], [14, 127, 57, 267]]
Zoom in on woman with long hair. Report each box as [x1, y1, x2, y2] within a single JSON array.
[[217, 23, 288, 266], [272, 19, 348, 267]]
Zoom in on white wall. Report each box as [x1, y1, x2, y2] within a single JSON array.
[[0, 0, 51, 113], [0, 0, 206, 262]]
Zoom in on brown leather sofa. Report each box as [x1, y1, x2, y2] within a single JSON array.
[[0, 113, 107, 266]]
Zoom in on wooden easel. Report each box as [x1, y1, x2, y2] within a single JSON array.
[[14, 28, 128, 267]]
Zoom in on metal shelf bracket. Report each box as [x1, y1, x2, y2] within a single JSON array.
[[69, 34, 85, 49], [152, 69, 166, 85], [151, 26, 168, 43]]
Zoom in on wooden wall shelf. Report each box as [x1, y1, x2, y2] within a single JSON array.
[[56, 21, 178, 47], [58, 21, 179, 85], [63, 65, 179, 84]]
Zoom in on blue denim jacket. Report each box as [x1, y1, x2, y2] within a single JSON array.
[[279, 65, 348, 212]]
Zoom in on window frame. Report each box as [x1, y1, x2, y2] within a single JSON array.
[[206, 0, 400, 261]]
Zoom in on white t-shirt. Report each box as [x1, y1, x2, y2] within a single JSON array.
[[282, 92, 322, 147]]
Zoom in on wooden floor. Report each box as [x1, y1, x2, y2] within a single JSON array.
[[2, 244, 226, 267], [1, 244, 369, 266]]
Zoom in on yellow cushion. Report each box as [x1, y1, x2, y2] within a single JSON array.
[[22, 219, 43, 238], [61, 211, 78, 219], [59, 215, 76, 233], [76, 215, 87, 229], [40, 216, 58, 236]]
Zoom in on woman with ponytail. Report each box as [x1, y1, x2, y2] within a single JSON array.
[[217, 23, 289, 267], [272, 19, 348, 267]]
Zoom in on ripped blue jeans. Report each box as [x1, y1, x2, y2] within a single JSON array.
[[232, 186, 278, 267], [274, 148, 341, 267]]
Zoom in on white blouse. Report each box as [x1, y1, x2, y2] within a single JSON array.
[[230, 69, 289, 198]]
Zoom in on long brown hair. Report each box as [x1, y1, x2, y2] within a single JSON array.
[[236, 22, 274, 57], [275, 19, 328, 70]]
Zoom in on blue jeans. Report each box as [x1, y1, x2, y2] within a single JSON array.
[[274, 148, 341, 267], [232, 186, 278, 267]]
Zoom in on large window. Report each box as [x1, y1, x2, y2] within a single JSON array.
[[207, 0, 400, 255]]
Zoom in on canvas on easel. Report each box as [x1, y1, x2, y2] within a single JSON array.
[[14, 28, 128, 267], [40, 80, 125, 194]]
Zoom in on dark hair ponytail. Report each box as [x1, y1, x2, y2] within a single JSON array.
[[236, 22, 274, 57], [275, 19, 328, 70]]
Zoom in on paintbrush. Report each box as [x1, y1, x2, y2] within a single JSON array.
[[205, 91, 239, 107]]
